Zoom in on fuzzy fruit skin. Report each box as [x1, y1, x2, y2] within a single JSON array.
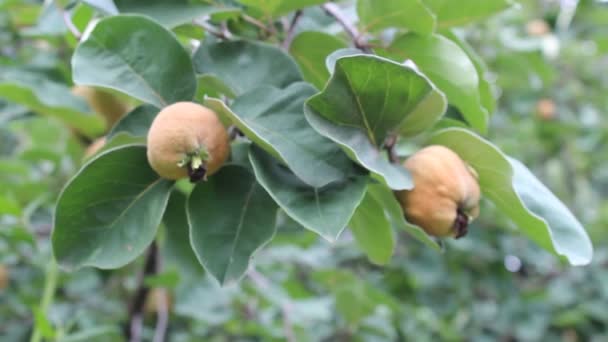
[[395, 145, 481, 238], [72, 85, 130, 127], [84, 137, 106, 159], [146, 102, 229, 180]]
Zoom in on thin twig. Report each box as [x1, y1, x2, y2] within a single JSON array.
[[282, 10, 303, 50], [62, 11, 82, 40], [126, 242, 159, 342], [152, 290, 169, 342], [194, 18, 232, 40], [53, 0, 81, 39], [322, 3, 369, 51], [152, 252, 168, 342], [242, 14, 275, 36], [30, 260, 59, 342], [383, 135, 399, 164]]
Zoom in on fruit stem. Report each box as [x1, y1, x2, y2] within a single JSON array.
[[453, 208, 469, 239], [383, 135, 399, 164]]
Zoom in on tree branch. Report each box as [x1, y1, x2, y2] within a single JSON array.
[[152, 290, 169, 342], [383, 135, 399, 164], [62, 11, 82, 40], [194, 18, 232, 40], [126, 242, 159, 342], [242, 14, 276, 37], [282, 10, 303, 50], [322, 3, 369, 51]]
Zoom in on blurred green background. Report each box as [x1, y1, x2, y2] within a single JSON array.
[[1, 0, 607, 341]]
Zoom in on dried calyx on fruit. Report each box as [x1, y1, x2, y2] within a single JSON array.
[[146, 102, 229, 182], [395, 145, 481, 239]]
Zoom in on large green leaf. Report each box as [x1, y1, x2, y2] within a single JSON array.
[[349, 189, 395, 265], [429, 128, 593, 266], [0, 67, 105, 137], [289, 31, 347, 90], [72, 15, 197, 108], [21, 1, 67, 37], [52, 145, 174, 270], [379, 33, 488, 133], [304, 110, 411, 191], [114, 0, 240, 28], [357, 0, 436, 35], [308, 54, 443, 143], [366, 182, 441, 250], [444, 30, 496, 115], [422, 0, 512, 28], [108, 104, 159, 139], [249, 146, 367, 242], [238, 0, 325, 17], [162, 190, 204, 277], [305, 54, 446, 190], [205, 82, 357, 188], [187, 165, 277, 285], [192, 39, 302, 96], [82, 0, 119, 15]]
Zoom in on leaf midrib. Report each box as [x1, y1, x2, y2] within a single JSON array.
[[222, 182, 257, 283]]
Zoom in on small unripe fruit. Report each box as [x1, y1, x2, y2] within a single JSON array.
[[526, 19, 550, 37], [84, 137, 106, 159], [536, 98, 556, 121], [146, 102, 229, 182], [72, 85, 130, 127], [395, 145, 481, 239]]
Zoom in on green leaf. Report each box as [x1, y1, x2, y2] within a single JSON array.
[[289, 31, 347, 90], [304, 109, 412, 191], [349, 189, 395, 265], [33, 307, 56, 339], [72, 15, 197, 108], [429, 128, 593, 266], [238, 0, 325, 17], [305, 54, 446, 190], [379, 33, 488, 133], [249, 146, 367, 241], [187, 165, 277, 285], [195, 74, 237, 101], [108, 104, 159, 139], [162, 190, 204, 277], [422, 0, 512, 28], [144, 270, 180, 288], [114, 0, 241, 28], [192, 39, 302, 96], [309, 54, 443, 144], [325, 48, 364, 73], [205, 82, 357, 188], [92, 132, 146, 159], [366, 182, 440, 250], [82, 0, 119, 15], [0, 67, 105, 137], [357, 0, 436, 35], [53, 145, 174, 270], [443, 30, 496, 115], [22, 1, 67, 37]]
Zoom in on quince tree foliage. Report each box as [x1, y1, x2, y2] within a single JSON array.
[[43, 0, 592, 288]]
